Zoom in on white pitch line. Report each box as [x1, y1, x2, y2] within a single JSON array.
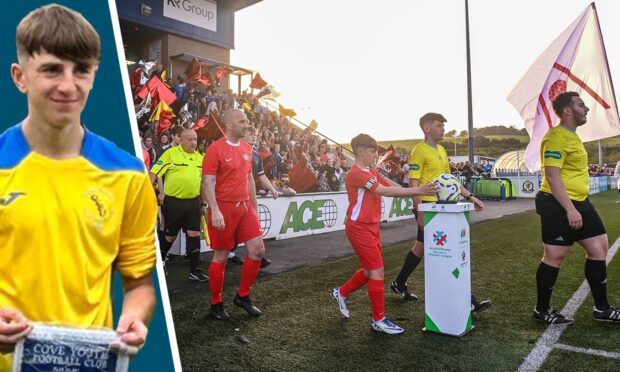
[[517, 236, 620, 372], [554, 343, 620, 360]]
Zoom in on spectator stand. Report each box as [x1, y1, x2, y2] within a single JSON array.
[[169, 53, 254, 95]]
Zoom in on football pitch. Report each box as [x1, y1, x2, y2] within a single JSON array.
[[171, 191, 620, 371]]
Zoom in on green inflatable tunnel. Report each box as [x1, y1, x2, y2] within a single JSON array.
[[471, 178, 517, 200]]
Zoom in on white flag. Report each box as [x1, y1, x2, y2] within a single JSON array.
[[507, 4, 620, 171], [135, 92, 151, 119], [261, 84, 282, 101]]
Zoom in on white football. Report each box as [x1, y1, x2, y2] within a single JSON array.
[[433, 173, 461, 202]]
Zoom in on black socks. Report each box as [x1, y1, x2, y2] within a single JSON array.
[[395, 251, 423, 287], [536, 262, 559, 312]]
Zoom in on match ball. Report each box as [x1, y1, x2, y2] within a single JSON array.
[[433, 173, 461, 202]]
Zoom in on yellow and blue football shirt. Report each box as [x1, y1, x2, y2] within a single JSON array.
[[408, 142, 450, 202], [0, 123, 157, 334], [539, 126, 589, 201]]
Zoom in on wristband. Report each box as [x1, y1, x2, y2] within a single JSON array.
[[465, 194, 475, 201]]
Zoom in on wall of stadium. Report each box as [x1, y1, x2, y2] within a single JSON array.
[[169, 176, 619, 254], [117, 0, 259, 81], [504, 175, 618, 198], [169, 192, 416, 254], [117, 0, 239, 48]]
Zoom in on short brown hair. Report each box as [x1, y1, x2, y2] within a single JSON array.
[[16, 4, 101, 62], [244, 126, 257, 135], [170, 126, 184, 137], [351, 133, 377, 156], [419, 112, 447, 129], [552, 91, 580, 117]]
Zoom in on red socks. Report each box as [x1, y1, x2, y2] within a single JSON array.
[[339, 271, 384, 321], [209, 257, 261, 303], [367, 279, 385, 321], [339, 269, 369, 297], [208, 261, 226, 304], [238, 257, 261, 297]]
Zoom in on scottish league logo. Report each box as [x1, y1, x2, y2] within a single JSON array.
[[433, 231, 447, 246]]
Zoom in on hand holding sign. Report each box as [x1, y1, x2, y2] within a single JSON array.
[[115, 315, 148, 355], [0, 308, 32, 352]]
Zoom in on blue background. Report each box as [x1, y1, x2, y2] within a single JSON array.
[[1, 1, 176, 371]]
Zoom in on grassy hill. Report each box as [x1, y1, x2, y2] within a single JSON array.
[[342, 135, 620, 164]]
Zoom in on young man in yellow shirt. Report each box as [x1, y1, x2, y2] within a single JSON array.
[[0, 5, 158, 367], [391, 113, 491, 312]]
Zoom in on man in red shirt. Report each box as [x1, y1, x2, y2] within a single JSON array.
[[331, 134, 437, 334], [202, 110, 265, 320]]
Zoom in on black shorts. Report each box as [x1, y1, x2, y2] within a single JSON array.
[[415, 201, 433, 243], [535, 191, 606, 246], [416, 226, 424, 243], [162, 196, 201, 237]]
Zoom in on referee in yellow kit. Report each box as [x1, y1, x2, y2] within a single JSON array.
[[533, 91, 619, 324], [150, 128, 209, 282]]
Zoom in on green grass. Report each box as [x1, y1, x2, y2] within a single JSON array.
[[542, 349, 620, 371], [171, 191, 620, 371]]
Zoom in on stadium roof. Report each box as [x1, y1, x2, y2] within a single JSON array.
[[221, 0, 262, 12]]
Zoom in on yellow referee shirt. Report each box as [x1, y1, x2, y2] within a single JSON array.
[[150, 146, 203, 199], [540, 125, 589, 201], [0, 124, 157, 367], [408, 142, 450, 202]]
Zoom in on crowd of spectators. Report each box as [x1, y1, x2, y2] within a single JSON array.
[[450, 160, 493, 179], [382, 157, 494, 187], [137, 62, 618, 195], [134, 64, 351, 195], [589, 164, 616, 176]]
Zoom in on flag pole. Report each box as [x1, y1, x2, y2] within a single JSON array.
[[465, 0, 475, 164], [592, 2, 619, 116], [592, 2, 618, 166], [516, 149, 521, 196], [261, 99, 354, 155]]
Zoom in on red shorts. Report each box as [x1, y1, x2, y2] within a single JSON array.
[[346, 220, 383, 270], [208, 200, 263, 250]]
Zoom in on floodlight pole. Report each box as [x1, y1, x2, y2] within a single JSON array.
[[465, 0, 474, 164], [454, 135, 457, 157]]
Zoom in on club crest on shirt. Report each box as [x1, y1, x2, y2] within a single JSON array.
[[84, 188, 114, 231], [243, 154, 250, 161]]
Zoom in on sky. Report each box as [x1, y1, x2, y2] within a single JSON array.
[[231, 0, 620, 143]]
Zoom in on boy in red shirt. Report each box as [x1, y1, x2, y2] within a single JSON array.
[[332, 134, 437, 334]]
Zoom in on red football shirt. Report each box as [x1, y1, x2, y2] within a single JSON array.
[[345, 165, 391, 223], [203, 137, 253, 202]]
